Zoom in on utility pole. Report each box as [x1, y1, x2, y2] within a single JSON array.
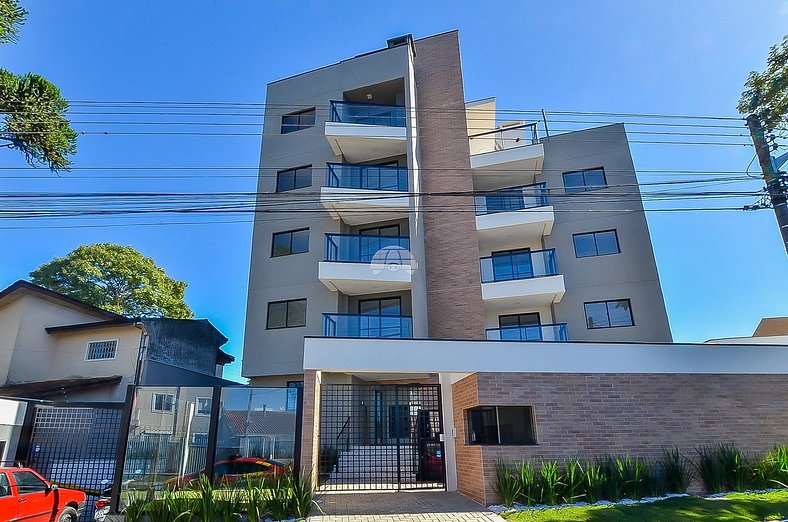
[[745, 114, 788, 255]]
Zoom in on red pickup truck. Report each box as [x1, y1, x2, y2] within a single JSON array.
[[0, 467, 86, 522]]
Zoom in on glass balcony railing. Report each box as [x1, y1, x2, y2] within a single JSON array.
[[325, 234, 410, 263], [475, 183, 548, 215], [329, 100, 406, 127], [322, 313, 413, 338], [326, 162, 408, 192], [486, 323, 569, 342], [480, 248, 558, 283]]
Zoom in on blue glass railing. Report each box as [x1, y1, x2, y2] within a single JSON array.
[[475, 183, 548, 215], [323, 313, 413, 338], [326, 163, 408, 192], [325, 234, 410, 263], [330, 100, 406, 127], [486, 323, 569, 342], [480, 248, 558, 283]]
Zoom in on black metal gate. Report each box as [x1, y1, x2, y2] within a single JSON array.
[[23, 404, 123, 521], [318, 384, 445, 491]]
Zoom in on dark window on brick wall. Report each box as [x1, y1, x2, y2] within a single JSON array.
[[281, 108, 316, 134], [466, 406, 536, 445]]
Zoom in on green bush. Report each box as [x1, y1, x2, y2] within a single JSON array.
[[660, 447, 693, 494], [718, 444, 750, 492], [601, 457, 624, 502], [539, 461, 564, 505], [582, 462, 605, 503], [493, 458, 521, 507], [562, 458, 584, 504], [517, 460, 539, 506], [696, 446, 725, 493]]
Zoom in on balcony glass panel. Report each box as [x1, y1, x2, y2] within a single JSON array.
[[486, 323, 568, 341], [330, 100, 406, 127], [322, 313, 413, 338], [475, 183, 548, 215], [326, 163, 408, 192], [480, 249, 558, 283], [324, 234, 410, 263]]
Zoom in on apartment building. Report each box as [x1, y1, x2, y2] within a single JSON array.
[[243, 31, 670, 386], [242, 32, 787, 502]]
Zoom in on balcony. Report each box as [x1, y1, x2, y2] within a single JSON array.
[[323, 313, 413, 339], [475, 183, 554, 248], [486, 323, 569, 342], [325, 101, 407, 162], [469, 122, 545, 190], [480, 249, 565, 309], [318, 234, 413, 295], [320, 163, 410, 226]]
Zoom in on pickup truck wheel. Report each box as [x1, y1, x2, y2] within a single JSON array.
[[57, 507, 78, 522]]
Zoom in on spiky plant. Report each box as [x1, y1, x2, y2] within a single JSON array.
[[562, 458, 585, 504], [493, 458, 521, 507], [518, 460, 539, 506], [583, 462, 606, 503], [539, 461, 564, 505], [660, 447, 693, 494]]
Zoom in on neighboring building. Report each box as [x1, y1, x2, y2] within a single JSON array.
[[0, 280, 236, 402], [706, 317, 788, 345], [239, 31, 787, 504]]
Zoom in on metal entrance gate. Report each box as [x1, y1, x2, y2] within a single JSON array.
[[318, 384, 445, 491], [23, 405, 123, 521]]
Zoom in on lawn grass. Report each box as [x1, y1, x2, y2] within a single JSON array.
[[502, 490, 788, 521]]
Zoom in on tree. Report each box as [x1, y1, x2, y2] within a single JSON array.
[[0, 0, 77, 171], [738, 34, 788, 133], [30, 243, 194, 319]]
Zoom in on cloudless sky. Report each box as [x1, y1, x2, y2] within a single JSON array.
[[1, 1, 787, 382]]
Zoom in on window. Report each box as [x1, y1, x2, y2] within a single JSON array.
[[498, 313, 542, 341], [276, 166, 312, 192], [584, 299, 634, 329], [272, 228, 309, 257], [196, 397, 212, 416], [85, 339, 117, 360], [286, 381, 303, 412], [573, 230, 620, 258], [12, 471, 48, 494], [152, 393, 174, 413], [281, 108, 316, 134], [267, 299, 307, 329], [466, 406, 536, 445], [563, 167, 607, 193], [0, 473, 9, 497], [491, 248, 534, 281], [192, 433, 208, 447]]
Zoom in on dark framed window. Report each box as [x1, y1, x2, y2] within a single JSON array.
[[584, 299, 634, 329], [359, 224, 401, 236], [272, 228, 309, 257], [491, 248, 533, 281], [152, 393, 174, 413], [358, 297, 402, 316], [573, 230, 620, 258], [562, 167, 607, 193], [281, 108, 316, 134], [498, 313, 542, 341], [276, 166, 312, 192], [0, 472, 9, 497], [196, 397, 212, 416], [286, 381, 303, 412], [466, 406, 536, 445], [267, 299, 307, 329], [12, 471, 48, 494]]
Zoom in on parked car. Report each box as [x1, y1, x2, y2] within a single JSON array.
[[166, 455, 288, 488], [0, 467, 86, 522]]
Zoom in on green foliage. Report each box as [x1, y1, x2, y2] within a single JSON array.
[[494, 458, 521, 507], [562, 458, 584, 504], [0, 69, 77, 171], [718, 444, 750, 493], [30, 243, 194, 318], [266, 473, 293, 521], [739, 35, 788, 133], [540, 461, 564, 505], [582, 462, 606, 504], [142, 488, 192, 522], [121, 499, 146, 522], [290, 472, 318, 518], [518, 460, 539, 506], [696, 446, 725, 494], [601, 457, 624, 502], [0, 0, 26, 43], [243, 477, 269, 522], [660, 447, 693, 494]]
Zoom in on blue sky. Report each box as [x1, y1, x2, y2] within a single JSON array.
[[1, 1, 787, 382]]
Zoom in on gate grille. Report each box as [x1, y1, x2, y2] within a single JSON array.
[[318, 384, 445, 491], [26, 405, 122, 521]]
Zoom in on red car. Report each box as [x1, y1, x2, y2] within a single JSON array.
[[165, 456, 288, 488], [0, 467, 86, 522]]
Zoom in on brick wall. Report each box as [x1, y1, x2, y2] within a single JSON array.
[[453, 371, 788, 504], [452, 374, 485, 502], [299, 370, 321, 482], [413, 32, 486, 340]]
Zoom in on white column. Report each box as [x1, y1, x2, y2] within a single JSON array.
[[438, 372, 457, 491]]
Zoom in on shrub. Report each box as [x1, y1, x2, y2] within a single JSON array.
[[660, 447, 693, 494], [696, 446, 725, 493], [517, 460, 539, 506], [769, 444, 788, 488], [290, 472, 318, 518], [583, 462, 606, 503], [718, 444, 750, 492], [632, 457, 658, 499], [562, 458, 585, 504], [601, 457, 624, 502], [493, 458, 521, 507], [243, 477, 269, 522], [121, 499, 146, 522], [143, 488, 192, 522], [539, 460, 564, 505], [267, 473, 294, 521]]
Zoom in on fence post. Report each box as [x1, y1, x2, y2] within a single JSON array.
[[110, 385, 135, 514], [292, 385, 304, 479], [204, 386, 222, 483]]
